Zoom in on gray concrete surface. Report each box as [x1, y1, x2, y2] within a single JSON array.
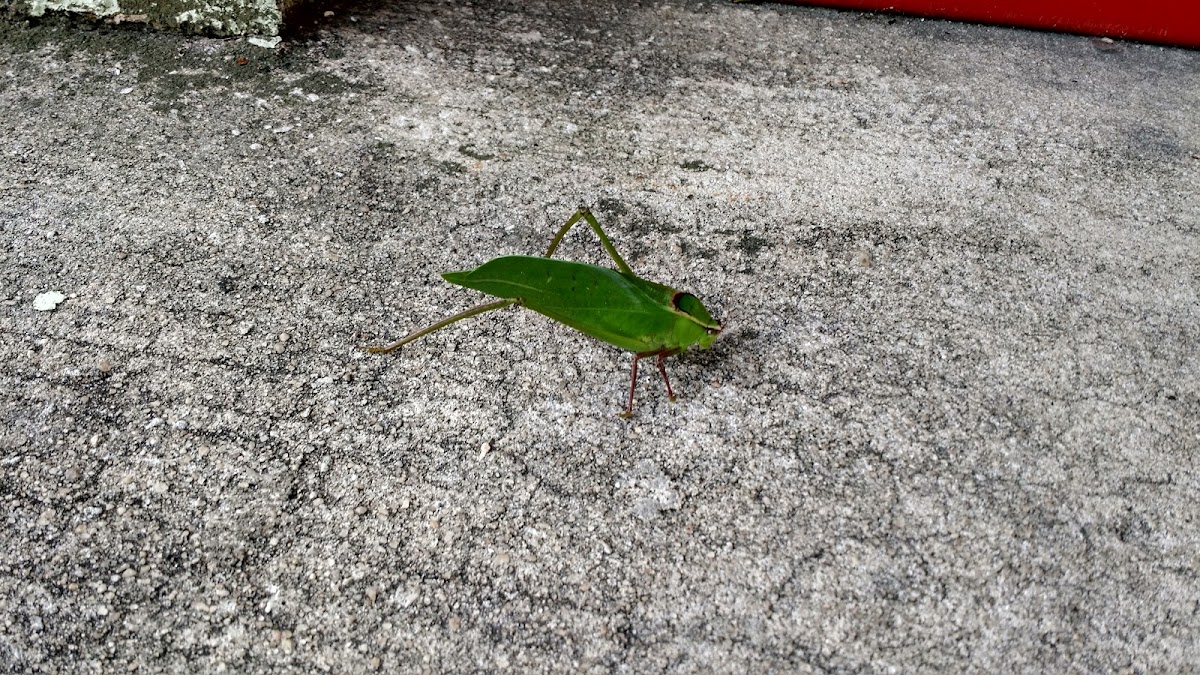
[[2, 1, 1198, 671]]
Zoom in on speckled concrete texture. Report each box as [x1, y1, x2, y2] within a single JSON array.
[[1, 2, 1197, 671]]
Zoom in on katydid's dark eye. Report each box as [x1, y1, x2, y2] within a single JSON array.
[[672, 292, 719, 328], [672, 292, 703, 314]]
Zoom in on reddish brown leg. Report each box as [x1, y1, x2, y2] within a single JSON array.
[[621, 349, 682, 418], [655, 349, 680, 402], [621, 353, 647, 419]]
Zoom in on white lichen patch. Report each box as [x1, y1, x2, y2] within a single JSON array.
[[28, 0, 120, 17], [247, 35, 281, 49], [19, 0, 283, 36], [174, 8, 228, 32]]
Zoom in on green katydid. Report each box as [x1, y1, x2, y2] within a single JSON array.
[[367, 208, 722, 417]]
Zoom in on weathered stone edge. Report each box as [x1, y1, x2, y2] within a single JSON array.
[[4, 0, 292, 37]]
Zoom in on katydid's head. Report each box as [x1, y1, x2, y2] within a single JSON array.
[[672, 291, 722, 350]]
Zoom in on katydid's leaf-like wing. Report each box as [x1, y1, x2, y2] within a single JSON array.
[[442, 256, 681, 353]]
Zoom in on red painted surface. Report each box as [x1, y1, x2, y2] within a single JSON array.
[[775, 1, 1200, 48]]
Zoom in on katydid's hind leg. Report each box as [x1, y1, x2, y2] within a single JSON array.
[[654, 350, 680, 402], [366, 298, 519, 354], [545, 207, 634, 275], [579, 209, 633, 274], [544, 208, 589, 259]]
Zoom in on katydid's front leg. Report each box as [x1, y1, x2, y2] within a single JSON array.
[[621, 348, 681, 418], [655, 349, 680, 402], [545, 207, 634, 274], [366, 298, 520, 354]]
